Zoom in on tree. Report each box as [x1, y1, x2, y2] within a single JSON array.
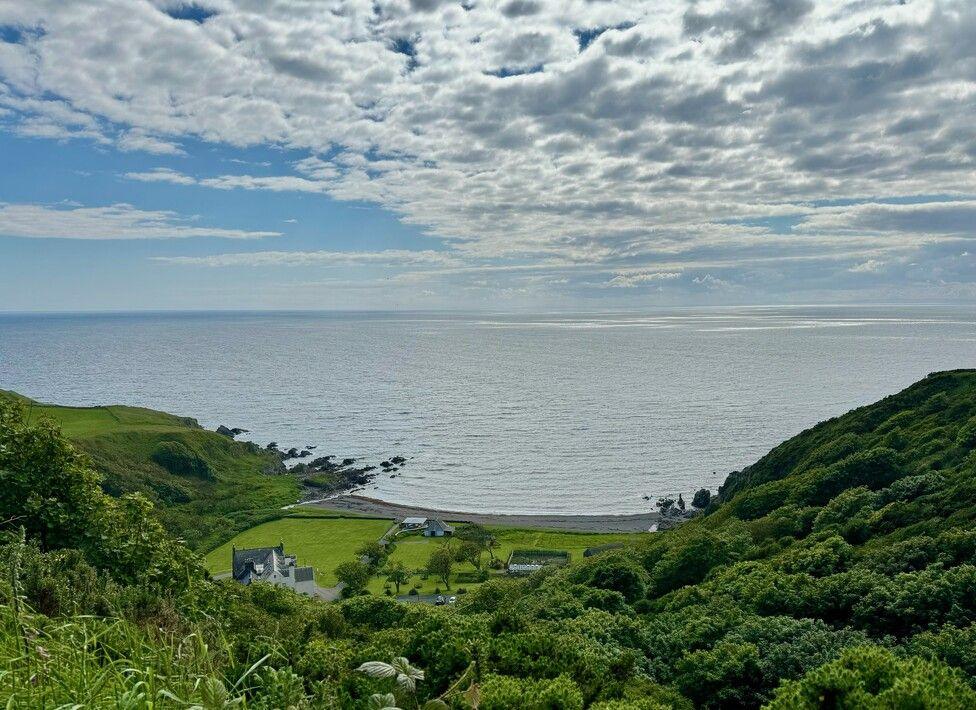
[[692, 488, 711, 509], [456, 523, 499, 560], [335, 559, 371, 595], [456, 540, 484, 570], [0, 400, 105, 552], [358, 541, 389, 571], [0, 399, 196, 588], [427, 545, 454, 590], [383, 560, 411, 594]]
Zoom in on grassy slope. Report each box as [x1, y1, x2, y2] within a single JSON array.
[[0, 390, 300, 551], [717, 369, 976, 505]]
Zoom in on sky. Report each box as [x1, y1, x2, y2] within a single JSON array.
[[0, 0, 974, 311]]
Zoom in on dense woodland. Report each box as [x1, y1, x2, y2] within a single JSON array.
[[2, 370, 976, 707]]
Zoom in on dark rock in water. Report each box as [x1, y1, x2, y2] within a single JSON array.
[[362, 466, 377, 472], [380, 461, 392, 468], [266, 442, 279, 451], [285, 447, 300, 459], [299, 450, 312, 458], [692, 488, 711, 509], [216, 425, 235, 437], [391, 455, 406, 464], [390, 474, 396, 478], [230, 427, 249, 436], [389, 467, 399, 472], [309, 455, 336, 469], [642, 495, 651, 501], [306, 444, 317, 449], [342, 457, 356, 466]]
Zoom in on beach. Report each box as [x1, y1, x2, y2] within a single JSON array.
[[311, 494, 661, 532]]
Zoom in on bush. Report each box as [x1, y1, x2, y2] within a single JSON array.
[[479, 674, 584, 710], [766, 645, 976, 709], [570, 553, 648, 602], [150, 440, 213, 480]]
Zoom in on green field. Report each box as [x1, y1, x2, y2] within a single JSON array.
[[370, 526, 642, 594], [205, 513, 644, 594], [7, 394, 198, 438], [205, 516, 394, 586]]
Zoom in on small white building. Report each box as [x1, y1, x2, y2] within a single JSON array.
[[402, 517, 428, 529], [232, 544, 316, 595]]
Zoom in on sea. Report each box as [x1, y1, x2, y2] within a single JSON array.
[[1, 306, 974, 514]]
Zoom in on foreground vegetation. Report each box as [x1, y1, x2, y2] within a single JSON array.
[[3, 370, 976, 707], [0, 390, 298, 551]]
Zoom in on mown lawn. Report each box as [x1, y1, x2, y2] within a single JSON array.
[[206, 514, 645, 595], [205, 516, 393, 586], [371, 525, 643, 595]]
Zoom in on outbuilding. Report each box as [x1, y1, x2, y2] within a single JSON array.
[[423, 519, 454, 537]]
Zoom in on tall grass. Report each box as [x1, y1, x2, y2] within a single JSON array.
[[0, 603, 271, 708], [0, 536, 267, 709]]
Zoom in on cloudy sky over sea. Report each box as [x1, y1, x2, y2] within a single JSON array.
[[0, 0, 974, 310]]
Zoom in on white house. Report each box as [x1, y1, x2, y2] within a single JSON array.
[[231, 544, 316, 596]]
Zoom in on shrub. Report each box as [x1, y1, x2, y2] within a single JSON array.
[[766, 645, 976, 709], [150, 440, 213, 480], [479, 674, 584, 710], [571, 553, 648, 602]]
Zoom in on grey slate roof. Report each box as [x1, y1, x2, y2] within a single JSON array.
[[231, 544, 314, 586], [232, 544, 290, 583], [427, 519, 454, 533]]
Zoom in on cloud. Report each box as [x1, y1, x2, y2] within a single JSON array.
[[849, 259, 886, 273], [152, 249, 461, 267], [124, 167, 336, 193], [796, 200, 976, 238], [683, 0, 813, 62], [0, 0, 973, 302], [124, 168, 197, 185], [0, 202, 279, 239], [606, 270, 682, 288], [116, 129, 185, 155], [692, 273, 733, 290]]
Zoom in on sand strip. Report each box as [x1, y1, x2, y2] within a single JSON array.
[[310, 494, 660, 533]]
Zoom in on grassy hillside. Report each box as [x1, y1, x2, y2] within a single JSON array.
[[0, 390, 299, 551], [3, 371, 976, 708], [718, 369, 976, 504]]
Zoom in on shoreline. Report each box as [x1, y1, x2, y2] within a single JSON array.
[[308, 494, 661, 533]]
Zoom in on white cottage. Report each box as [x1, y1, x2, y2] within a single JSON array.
[[231, 544, 316, 596]]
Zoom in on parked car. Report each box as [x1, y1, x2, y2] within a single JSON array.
[[435, 595, 445, 605], [448, 596, 457, 604]]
